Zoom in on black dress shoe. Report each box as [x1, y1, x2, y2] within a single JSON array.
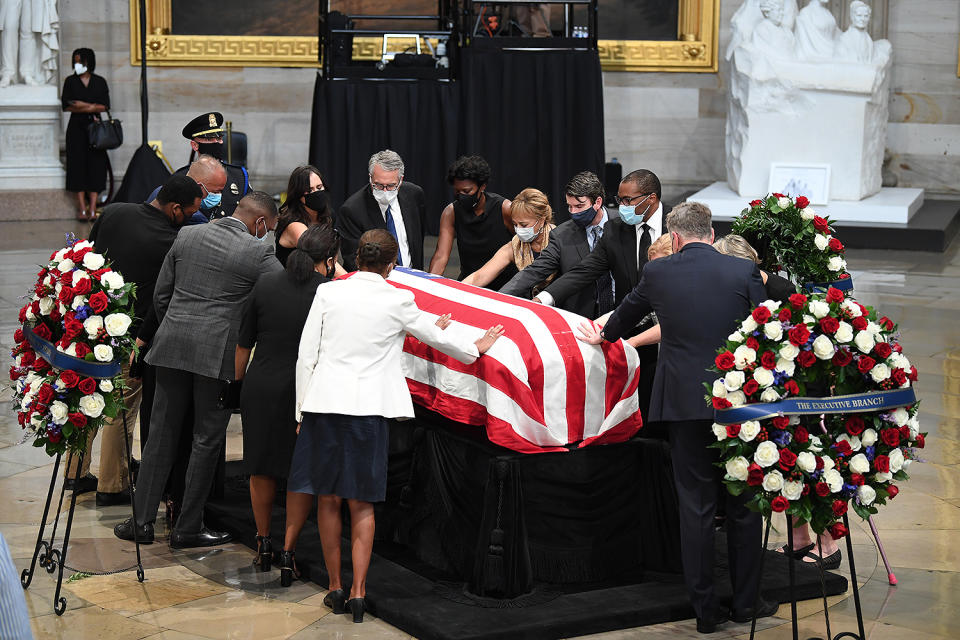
[[114, 518, 154, 544], [64, 473, 98, 494], [696, 606, 729, 634], [731, 598, 779, 623], [96, 490, 131, 506], [170, 527, 233, 549]]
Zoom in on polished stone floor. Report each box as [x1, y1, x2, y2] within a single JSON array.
[[1, 220, 958, 639]]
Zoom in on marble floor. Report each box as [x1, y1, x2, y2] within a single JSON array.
[[0, 220, 958, 639]]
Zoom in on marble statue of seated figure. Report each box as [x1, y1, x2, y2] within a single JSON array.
[[751, 0, 797, 59], [795, 0, 839, 61], [836, 0, 891, 64]]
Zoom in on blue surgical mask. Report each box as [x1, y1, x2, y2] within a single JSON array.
[[570, 205, 598, 228], [618, 195, 652, 226], [201, 191, 221, 211], [514, 223, 541, 243]]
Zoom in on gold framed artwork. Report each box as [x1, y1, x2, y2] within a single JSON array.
[[129, 0, 719, 73]]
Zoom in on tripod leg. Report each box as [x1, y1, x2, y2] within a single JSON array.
[[20, 452, 62, 588], [53, 451, 85, 615]]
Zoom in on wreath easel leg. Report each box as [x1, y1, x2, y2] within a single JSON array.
[[120, 408, 145, 582], [20, 452, 62, 589]]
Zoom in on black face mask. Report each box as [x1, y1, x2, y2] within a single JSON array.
[[303, 189, 329, 213], [197, 141, 225, 161], [456, 190, 481, 211]]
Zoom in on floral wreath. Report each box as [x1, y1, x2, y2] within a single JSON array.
[[707, 287, 923, 536], [732, 193, 851, 290], [10, 237, 137, 456]]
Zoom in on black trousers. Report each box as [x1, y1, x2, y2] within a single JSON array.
[[667, 419, 762, 619]]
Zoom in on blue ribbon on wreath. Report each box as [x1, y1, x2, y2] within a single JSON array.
[[803, 277, 854, 294], [714, 387, 917, 425], [25, 326, 121, 379]]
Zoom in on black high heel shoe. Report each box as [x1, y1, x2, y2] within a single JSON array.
[[279, 550, 299, 587], [254, 535, 273, 572], [323, 588, 346, 614], [348, 597, 365, 623]]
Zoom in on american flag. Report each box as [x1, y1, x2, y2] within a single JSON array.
[[379, 267, 644, 454]]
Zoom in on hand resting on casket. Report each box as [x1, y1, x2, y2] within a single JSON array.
[[474, 324, 505, 354]]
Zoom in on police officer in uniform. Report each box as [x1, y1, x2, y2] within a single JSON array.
[[174, 112, 251, 219]]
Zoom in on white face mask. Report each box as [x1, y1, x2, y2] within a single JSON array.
[[514, 222, 542, 243], [372, 186, 399, 206], [74, 63, 88, 75]]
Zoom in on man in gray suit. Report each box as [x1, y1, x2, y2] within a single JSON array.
[[115, 191, 282, 547]]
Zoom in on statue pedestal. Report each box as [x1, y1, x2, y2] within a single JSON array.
[[0, 85, 65, 190], [689, 181, 924, 225]]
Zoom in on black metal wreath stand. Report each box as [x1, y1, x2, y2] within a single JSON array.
[[749, 514, 866, 640], [20, 408, 145, 615]]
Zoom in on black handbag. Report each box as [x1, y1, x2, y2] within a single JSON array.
[[87, 111, 123, 151]]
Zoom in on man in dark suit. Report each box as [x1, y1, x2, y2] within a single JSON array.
[[115, 191, 282, 548], [580, 202, 776, 633], [534, 169, 666, 419], [338, 149, 427, 271], [500, 171, 613, 318]]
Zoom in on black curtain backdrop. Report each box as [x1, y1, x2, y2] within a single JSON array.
[[309, 49, 605, 234]]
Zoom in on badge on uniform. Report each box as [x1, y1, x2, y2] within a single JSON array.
[[209, 113, 217, 128], [230, 183, 240, 195]]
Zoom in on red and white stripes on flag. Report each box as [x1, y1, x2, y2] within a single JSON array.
[[384, 267, 643, 454]]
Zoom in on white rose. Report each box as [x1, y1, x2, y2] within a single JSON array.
[[728, 331, 745, 343], [30, 414, 44, 428], [727, 391, 747, 407], [775, 357, 796, 377], [100, 271, 125, 290], [53, 248, 68, 263], [712, 379, 727, 398], [861, 428, 878, 447], [724, 370, 745, 391], [857, 484, 877, 506], [849, 453, 870, 474], [866, 321, 882, 336], [838, 433, 862, 452], [739, 420, 762, 442], [890, 408, 909, 427], [841, 299, 862, 318], [782, 480, 804, 501], [870, 363, 891, 383], [82, 252, 105, 270], [73, 270, 89, 284], [888, 447, 904, 473], [740, 316, 758, 333], [779, 342, 800, 360], [906, 417, 920, 440], [834, 321, 853, 343], [78, 393, 106, 418], [44, 273, 56, 287], [814, 234, 829, 251], [712, 423, 727, 441], [811, 334, 836, 360], [754, 441, 780, 467], [71, 295, 88, 310], [57, 258, 75, 273], [761, 300, 781, 313], [58, 303, 66, 315], [762, 470, 784, 491], [55, 282, 62, 295], [874, 472, 892, 484], [53, 378, 66, 392], [760, 387, 781, 403], [828, 256, 846, 272], [83, 315, 104, 338], [823, 468, 844, 493], [801, 207, 816, 220], [803, 314, 816, 325], [797, 451, 817, 473], [753, 367, 775, 388], [778, 196, 792, 209], [64, 343, 78, 357], [725, 456, 750, 481], [902, 458, 912, 471], [99, 379, 114, 393], [808, 300, 830, 319], [49, 400, 69, 425], [763, 321, 783, 341], [853, 330, 875, 353], [93, 344, 114, 362], [104, 313, 132, 337], [38, 296, 55, 316], [25, 306, 38, 321], [733, 345, 757, 369]]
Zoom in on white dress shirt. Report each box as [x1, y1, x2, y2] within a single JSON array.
[[377, 194, 412, 267]]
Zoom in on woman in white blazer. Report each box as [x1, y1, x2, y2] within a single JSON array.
[[284, 229, 503, 621]]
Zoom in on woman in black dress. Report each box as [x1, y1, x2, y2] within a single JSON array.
[[427, 155, 514, 287], [61, 48, 110, 221], [274, 165, 334, 267], [235, 225, 340, 572]]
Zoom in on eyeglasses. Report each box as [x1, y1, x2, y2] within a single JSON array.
[[370, 178, 401, 192], [614, 193, 653, 207]]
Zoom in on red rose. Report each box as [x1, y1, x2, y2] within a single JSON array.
[[89, 291, 109, 313], [832, 349, 853, 367], [825, 287, 844, 303], [829, 522, 849, 540], [68, 412, 87, 427], [908, 366, 918, 382], [73, 277, 92, 296], [772, 192, 785, 199], [10, 366, 22, 380], [891, 368, 907, 386], [915, 433, 925, 448], [49, 307, 61, 323], [852, 317, 868, 331], [18, 304, 28, 323], [779, 449, 798, 470], [59, 370, 80, 388], [813, 216, 830, 232], [752, 306, 772, 324], [845, 416, 865, 435], [788, 324, 811, 347], [14, 328, 24, 343], [63, 319, 84, 342], [833, 440, 853, 457], [742, 379, 759, 396], [772, 416, 790, 430], [851, 473, 865, 486], [59, 270, 74, 286], [832, 499, 848, 517], [78, 377, 97, 395], [819, 316, 840, 334], [857, 356, 876, 374], [57, 286, 75, 305], [797, 351, 816, 368], [747, 463, 764, 486], [795, 195, 809, 209], [794, 426, 809, 444], [37, 383, 55, 406], [873, 454, 890, 473], [726, 424, 741, 438], [746, 337, 760, 351], [879, 316, 894, 331], [828, 238, 844, 253], [789, 293, 808, 309], [20, 351, 35, 367], [899, 425, 911, 440], [34, 358, 50, 373], [784, 380, 800, 395], [815, 482, 830, 497], [47, 430, 62, 444], [770, 496, 790, 512], [886, 485, 899, 499], [873, 342, 892, 359], [777, 308, 792, 322], [749, 199, 762, 207], [32, 323, 52, 341], [880, 428, 900, 448], [761, 351, 777, 370], [715, 351, 735, 371], [713, 396, 732, 410]]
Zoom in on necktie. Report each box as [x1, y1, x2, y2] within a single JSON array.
[[637, 223, 651, 282], [591, 226, 615, 314], [385, 204, 403, 266]]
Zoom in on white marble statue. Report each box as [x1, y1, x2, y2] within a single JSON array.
[[0, 0, 59, 87], [795, 0, 839, 61], [836, 1, 890, 64], [726, 0, 799, 60], [752, 0, 796, 59]]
